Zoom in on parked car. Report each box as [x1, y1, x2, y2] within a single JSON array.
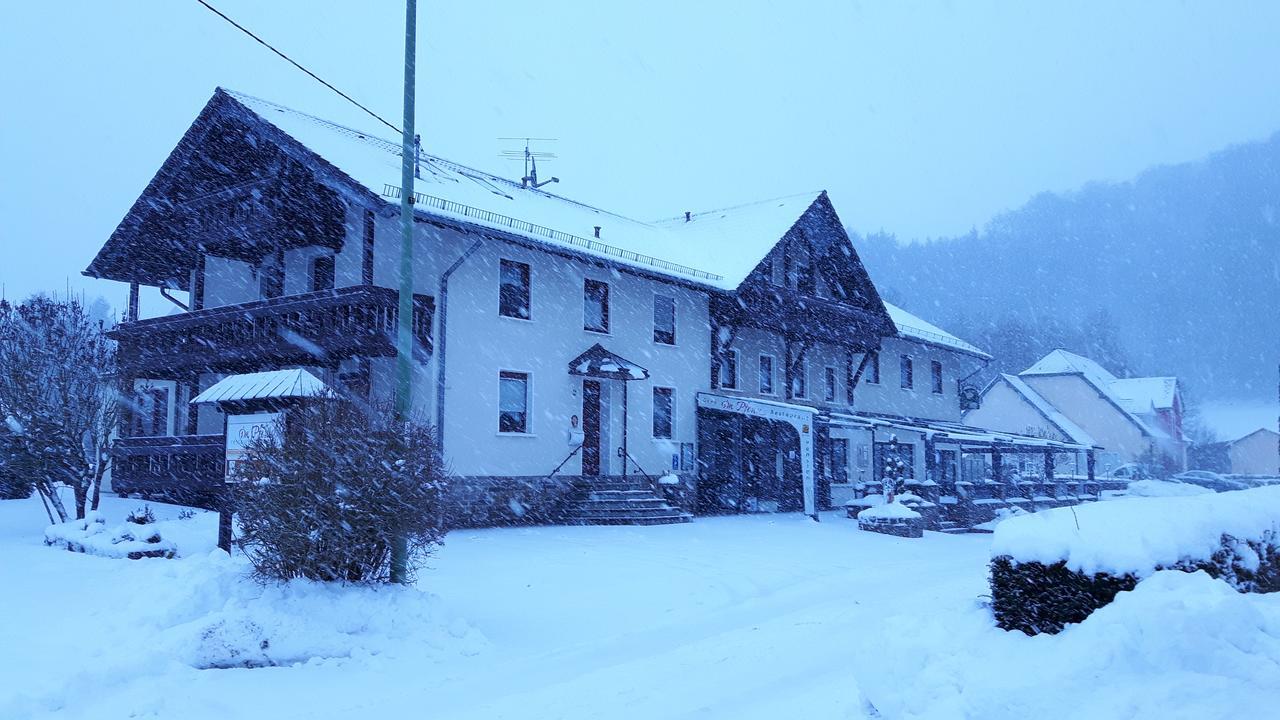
[[1171, 470, 1250, 493], [1108, 463, 1152, 481]]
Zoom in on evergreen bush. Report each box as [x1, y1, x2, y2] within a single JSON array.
[[992, 530, 1280, 635]]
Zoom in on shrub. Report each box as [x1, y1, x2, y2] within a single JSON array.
[[126, 505, 156, 525], [992, 530, 1280, 635], [230, 401, 447, 584]]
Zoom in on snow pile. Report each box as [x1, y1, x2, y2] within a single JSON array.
[[857, 501, 921, 520], [43, 507, 219, 559], [161, 555, 487, 669], [44, 511, 176, 559], [972, 505, 1029, 531], [992, 485, 1280, 575], [857, 570, 1280, 719], [1125, 479, 1213, 498]]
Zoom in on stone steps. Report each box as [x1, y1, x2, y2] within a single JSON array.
[[566, 478, 690, 526]]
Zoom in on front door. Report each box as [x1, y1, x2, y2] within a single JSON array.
[[582, 379, 602, 476]]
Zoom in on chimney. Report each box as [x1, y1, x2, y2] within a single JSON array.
[[684, 211, 691, 222], [593, 226, 601, 238]]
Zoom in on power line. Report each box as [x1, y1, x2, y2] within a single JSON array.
[[193, 0, 400, 135]]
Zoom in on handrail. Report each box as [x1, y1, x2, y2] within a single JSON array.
[[545, 444, 583, 480], [382, 184, 724, 283], [620, 448, 655, 484]]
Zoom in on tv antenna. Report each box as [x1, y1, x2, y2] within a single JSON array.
[[500, 137, 559, 189]]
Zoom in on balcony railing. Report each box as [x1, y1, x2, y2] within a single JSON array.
[[111, 434, 225, 509], [110, 285, 434, 375]]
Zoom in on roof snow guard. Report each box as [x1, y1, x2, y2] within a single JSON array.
[[568, 344, 650, 381], [191, 369, 334, 405]]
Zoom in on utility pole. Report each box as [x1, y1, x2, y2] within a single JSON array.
[[390, 0, 417, 584]]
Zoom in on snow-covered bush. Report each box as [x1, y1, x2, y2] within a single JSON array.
[[126, 505, 156, 525], [990, 486, 1280, 634], [230, 402, 447, 584], [45, 511, 176, 559]]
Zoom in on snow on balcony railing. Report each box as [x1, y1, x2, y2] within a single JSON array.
[[382, 184, 724, 284]]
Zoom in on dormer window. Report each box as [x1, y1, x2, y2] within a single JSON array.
[[784, 241, 813, 293]]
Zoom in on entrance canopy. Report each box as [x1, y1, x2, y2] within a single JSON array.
[[824, 412, 1099, 453], [568, 343, 650, 381], [697, 392, 817, 517], [191, 368, 335, 405]]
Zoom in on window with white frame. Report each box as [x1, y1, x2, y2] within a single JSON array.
[[931, 360, 944, 394], [584, 278, 610, 333], [653, 294, 676, 345], [865, 350, 880, 384], [718, 349, 739, 389], [758, 354, 775, 395], [824, 366, 837, 402], [498, 371, 530, 433], [652, 387, 674, 439], [499, 259, 531, 319], [791, 359, 807, 398], [900, 355, 913, 389]]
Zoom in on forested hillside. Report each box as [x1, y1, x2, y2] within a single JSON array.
[[856, 133, 1280, 402]]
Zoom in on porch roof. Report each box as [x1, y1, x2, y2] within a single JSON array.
[[824, 412, 1098, 453], [190, 369, 335, 405], [567, 344, 650, 381]]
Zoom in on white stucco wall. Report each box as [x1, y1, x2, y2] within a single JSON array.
[[430, 227, 711, 478], [964, 380, 1072, 443], [1021, 374, 1151, 467], [1230, 430, 1279, 475], [202, 256, 257, 309]]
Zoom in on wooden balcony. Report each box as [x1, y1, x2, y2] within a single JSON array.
[[111, 285, 434, 375], [111, 434, 225, 509]]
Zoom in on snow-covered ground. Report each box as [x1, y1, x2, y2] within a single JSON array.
[[3, 491, 1279, 719]]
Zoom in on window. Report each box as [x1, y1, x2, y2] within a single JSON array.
[[259, 253, 283, 299], [824, 366, 837, 402], [791, 360, 807, 398], [499, 259, 531, 319], [652, 387, 674, 439], [758, 355, 775, 395], [931, 360, 944, 394], [784, 242, 813, 292], [718, 349, 738, 389], [865, 351, 880, 384], [584, 278, 610, 333], [829, 438, 849, 484], [653, 295, 676, 345], [900, 355, 914, 389], [498, 371, 529, 433], [311, 255, 335, 292]]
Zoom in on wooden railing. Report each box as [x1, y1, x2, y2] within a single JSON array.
[[111, 434, 225, 509], [111, 285, 434, 374]]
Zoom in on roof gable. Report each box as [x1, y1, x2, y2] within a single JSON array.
[[995, 374, 1097, 446]]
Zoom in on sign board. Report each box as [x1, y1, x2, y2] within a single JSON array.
[[696, 392, 817, 517], [224, 412, 282, 481]]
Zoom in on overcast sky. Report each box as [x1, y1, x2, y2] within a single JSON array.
[[3, 0, 1280, 311]]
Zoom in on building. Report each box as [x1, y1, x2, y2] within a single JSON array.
[[87, 88, 1096, 527], [1192, 428, 1279, 476], [966, 349, 1186, 475]]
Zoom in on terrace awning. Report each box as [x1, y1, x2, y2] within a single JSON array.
[[567, 343, 650, 381], [823, 412, 1099, 453], [191, 368, 336, 405]]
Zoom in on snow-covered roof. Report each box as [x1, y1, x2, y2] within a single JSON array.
[[882, 302, 991, 359], [227, 90, 825, 291], [1109, 377, 1178, 412], [190, 369, 333, 405], [1020, 350, 1173, 440], [827, 412, 1095, 451], [998, 374, 1097, 446], [1021, 349, 1117, 386]]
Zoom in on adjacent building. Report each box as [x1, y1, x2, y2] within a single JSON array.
[[966, 349, 1186, 475]]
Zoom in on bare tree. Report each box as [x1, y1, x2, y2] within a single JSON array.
[[0, 295, 119, 522]]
